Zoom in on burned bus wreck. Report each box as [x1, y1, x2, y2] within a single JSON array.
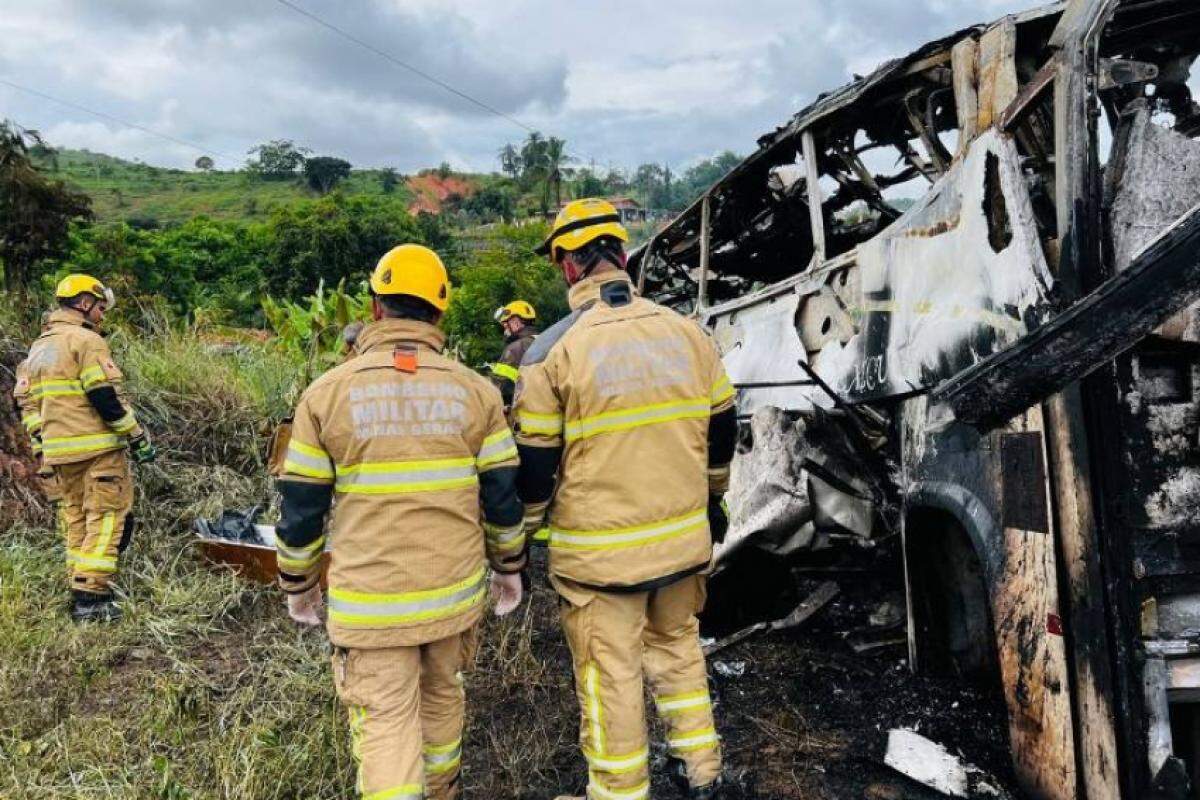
[[632, 1, 1200, 798]]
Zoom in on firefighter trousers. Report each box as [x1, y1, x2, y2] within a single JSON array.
[[555, 572, 722, 800], [53, 449, 134, 595], [332, 626, 479, 800]]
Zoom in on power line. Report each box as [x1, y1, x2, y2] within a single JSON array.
[[270, 0, 605, 170], [272, 0, 536, 133], [0, 77, 239, 162]]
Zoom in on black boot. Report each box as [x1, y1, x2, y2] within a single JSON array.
[[70, 591, 121, 623], [688, 783, 723, 800]]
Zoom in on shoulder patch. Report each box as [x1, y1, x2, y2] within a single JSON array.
[[522, 304, 593, 366]]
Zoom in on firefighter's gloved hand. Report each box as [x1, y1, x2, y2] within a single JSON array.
[[707, 495, 729, 544], [287, 585, 324, 627], [490, 570, 523, 617], [129, 433, 157, 464]]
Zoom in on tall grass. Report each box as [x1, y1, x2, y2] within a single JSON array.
[[0, 311, 589, 799]]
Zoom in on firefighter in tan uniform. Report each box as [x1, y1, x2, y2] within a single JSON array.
[[516, 200, 738, 800], [12, 275, 156, 622], [275, 244, 526, 800], [13, 313, 65, 521], [489, 300, 537, 409]]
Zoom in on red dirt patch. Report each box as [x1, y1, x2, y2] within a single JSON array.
[[407, 173, 477, 215]]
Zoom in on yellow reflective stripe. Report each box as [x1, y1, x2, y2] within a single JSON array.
[[109, 412, 138, 435], [484, 521, 524, 552], [335, 457, 478, 495], [477, 429, 517, 468], [711, 375, 734, 405], [490, 362, 519, 382], [42, 433, 123, 455], [563, 397, 710, 442], [667, 726, 719, 753], [364, 784, 423, 800], [80, 365, 108, 389], [517, 409, 563, 435], [21, 412, 42, 432], [549, 508, 707, 551], [67, 549, 118, 573], [587, 776, 650, 800], [31, 439, 43, 456], [585, 746, 648, 774], [276, 535, 326, 571], [423, 738, 463, 775], [585, 661, 605, 756], [328, 568, 487, 626], [31, 379, 84, 398], [284, 439, 334, 479], [655, 689, 712, 715], [93, 511, 116, 558]]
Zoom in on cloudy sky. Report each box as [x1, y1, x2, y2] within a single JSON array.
[[0, 0, 1035, 174]]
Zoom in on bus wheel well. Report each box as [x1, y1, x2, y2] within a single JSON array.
[[906, 506, 999, 683]]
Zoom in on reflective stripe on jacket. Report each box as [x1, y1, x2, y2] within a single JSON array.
[[276, 318, 523, 649], [514, 272, 735, 588], [14, 309, 142, 466]]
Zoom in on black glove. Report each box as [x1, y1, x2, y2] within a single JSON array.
[[707, 495, 729, 544]]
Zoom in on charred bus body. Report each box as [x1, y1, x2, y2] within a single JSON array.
[[632, 2, 1200, 797]]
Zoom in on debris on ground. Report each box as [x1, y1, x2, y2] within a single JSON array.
[[704, 580, 839, 656], [884, 728, 1013, 799]]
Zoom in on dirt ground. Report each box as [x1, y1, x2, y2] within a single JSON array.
[[467, 548, 1022, 800]]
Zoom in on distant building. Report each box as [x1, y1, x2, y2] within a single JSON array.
[[552, 196, 659, 223]]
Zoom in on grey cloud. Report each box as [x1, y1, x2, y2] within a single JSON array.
[[3, 0, 1041, 172]]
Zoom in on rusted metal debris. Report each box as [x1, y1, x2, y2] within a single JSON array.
[[702, 580, 839, 657]]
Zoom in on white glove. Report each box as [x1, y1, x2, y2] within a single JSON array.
[[490, 571, 523, 617], [287, 585, 325, 627]]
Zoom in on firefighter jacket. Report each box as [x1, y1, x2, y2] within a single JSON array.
[[489, 329, 536, 407], [13, 309, 143, 466], [275, 318, 525, 649], [514, 271, 738, 590]]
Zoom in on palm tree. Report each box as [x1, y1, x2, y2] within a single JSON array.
[[543, 137, 572, 212]]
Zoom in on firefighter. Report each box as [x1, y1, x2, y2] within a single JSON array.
[[275, 243, 526, 800], [489, 300, 537, 409], [516, 199, 738, 800], [13, 275, 156, 622], [14, 313, 64, 525]]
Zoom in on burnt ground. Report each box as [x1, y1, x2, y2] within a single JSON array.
[[468, 547, 1023, 800]]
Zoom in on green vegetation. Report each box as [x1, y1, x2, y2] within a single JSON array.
[[35, 148, 417, 228], [0, 309, 581, 798]]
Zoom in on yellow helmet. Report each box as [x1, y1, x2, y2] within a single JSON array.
[[55, 274, 116, 310], [370, 244, 451, 312], [494, 300, 536, 324], [535, 198, 629, 259]]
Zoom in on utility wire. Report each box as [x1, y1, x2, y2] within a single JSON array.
[[272, 0, 535, 133], [0, 77, 239, 162], [270, 0, 605, 170]]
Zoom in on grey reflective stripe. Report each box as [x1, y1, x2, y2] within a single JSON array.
[[284, 442, 334, 479], [477, 432, 516, 464], [328, 569, 487, 626], [335, 462, 477, 492], [486, 524, 523, 544], [549, 509, 707, 551], [424, 739, 462, 774]]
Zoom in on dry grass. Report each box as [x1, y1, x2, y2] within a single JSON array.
[[0, 319, 592, 800], [1, 315, 839, 800]]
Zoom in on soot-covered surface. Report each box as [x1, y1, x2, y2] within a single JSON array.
[[702, 562, 1022, 799]]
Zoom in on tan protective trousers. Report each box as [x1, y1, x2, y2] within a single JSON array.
[[332, 626, 479, 800], [53, 449, 134, 595], [555, 573, 721, 800]]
